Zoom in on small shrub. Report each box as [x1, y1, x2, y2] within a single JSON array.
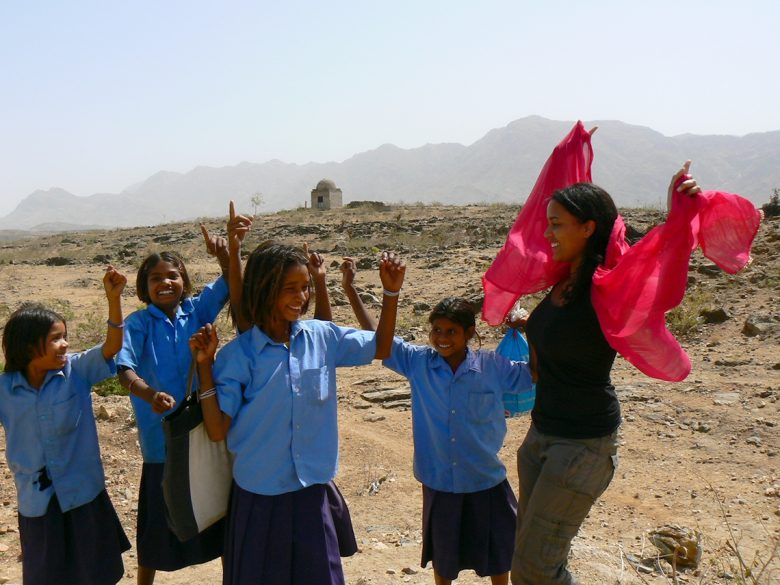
[[94, 376, 127, 397], [762, 188, 780, 218], [667, 288, 713, 337]]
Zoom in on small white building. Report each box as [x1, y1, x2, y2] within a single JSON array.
[[310, 179, 343, 210]]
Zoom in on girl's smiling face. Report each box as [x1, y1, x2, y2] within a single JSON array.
[[273, 263, 311, 326], [147, 260, 185, 316], [429, 317, 474, 370], [27, 320, 69, 373]]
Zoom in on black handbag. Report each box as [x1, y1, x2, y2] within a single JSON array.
[[161, 363, 232, 542]]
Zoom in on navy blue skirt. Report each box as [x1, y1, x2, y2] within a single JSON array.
[[421, 479, 518, 580], [224, 482, 351, 585], [137, 462, 224, 570], [18, 489, 130, 585]]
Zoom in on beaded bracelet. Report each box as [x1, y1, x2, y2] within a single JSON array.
[[383, 288, 401, 297], [106, 319, 125, 329]]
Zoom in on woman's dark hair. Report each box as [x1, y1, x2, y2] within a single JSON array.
[[135, 251, 192, 304], [551, 183, 618, 303], [242, 241, 311, 330], [2, 303, 67, 373], [428, 297, 482, 347]]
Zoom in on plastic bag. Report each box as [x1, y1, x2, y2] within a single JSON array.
[[496, 328, 535, 416]]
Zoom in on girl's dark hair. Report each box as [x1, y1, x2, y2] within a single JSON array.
[[242, 241, 311, 330], [135, 251, 192, 304], [2, 303, 67, 373], [551, 183, 618, 303], [428, 297, 482, 347]]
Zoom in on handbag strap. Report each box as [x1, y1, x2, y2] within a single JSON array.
[[185, 360, 198, 402]]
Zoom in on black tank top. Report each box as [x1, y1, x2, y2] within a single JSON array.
[[525, 291, 620, 438]]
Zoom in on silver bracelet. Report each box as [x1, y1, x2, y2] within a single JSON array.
[[383, 288, 401, 297], [199, 387, 217, 400]]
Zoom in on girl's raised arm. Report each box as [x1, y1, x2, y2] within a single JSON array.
[[226, 200, 253, 332], [374, 251, 405, 359], [102, 266, 127, 360], [304, 243, 333, 321], [200, 223, 231, 276], [190, 324, 232, 441], [340, 257, 377, 331]]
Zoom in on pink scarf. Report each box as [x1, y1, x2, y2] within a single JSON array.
[[482, 122, 762, 381]]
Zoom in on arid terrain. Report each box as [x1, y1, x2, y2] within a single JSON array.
[[0, 203, 778, 584]]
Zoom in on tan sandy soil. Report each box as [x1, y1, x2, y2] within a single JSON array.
[[0, 204, 777, 584]]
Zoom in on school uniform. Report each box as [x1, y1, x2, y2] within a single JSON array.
[[117, 276, 228, 569], [0, 346, 130, 585], [214, 319, 376, 585], [383, 339, 532, 580]]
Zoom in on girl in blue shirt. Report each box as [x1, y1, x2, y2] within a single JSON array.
[[341, 259, 532, 585], [189, 241, 405, 585], [0, 267, 130, 585], [116, 219, 241, 585]]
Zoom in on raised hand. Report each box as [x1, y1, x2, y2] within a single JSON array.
[[103, 265, 127, 299], [340, 257, 357, 289], [303, 243, 327, 281], [379, 251, 405, 294], [667, 160, 702, 211], [201, 223, 230, 273], [227, 200, 253, 253], [189, 323, 218, 365]]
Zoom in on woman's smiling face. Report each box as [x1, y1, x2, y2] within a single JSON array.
[[544, 199, 594, 270]]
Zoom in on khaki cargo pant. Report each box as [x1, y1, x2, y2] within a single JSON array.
[[510, 424, 619, 585]]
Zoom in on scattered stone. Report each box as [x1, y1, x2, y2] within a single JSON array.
[[358, 292, 380, 305], [45, 256, 75, 266], [714, 358, 751, 367], [401, 567, 418, 575], [648, 525, 702, 569], [413, 301, 431, 313], [700, 307, 731, 324], [742, 314, 778, 337], [363, 414, 386, 423], [361, 387, 411, 403], [713, 392, 740, 405], [381, 400, 412, 410], [746, 436, 762, 447], [96, 405, 112, 421]]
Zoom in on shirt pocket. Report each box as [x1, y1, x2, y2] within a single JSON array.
[[467, 391, 494, 424], [301, 366, 330, 403], [52, 393, 82, 436]]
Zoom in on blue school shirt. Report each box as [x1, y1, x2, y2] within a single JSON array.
[[383, 339, 532, 493], [0, 346, 115, 517], [213, 320, 376, 496], [117, 276, 228, 463]]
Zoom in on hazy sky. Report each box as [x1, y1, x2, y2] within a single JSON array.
[[2, 0, 778, 216]]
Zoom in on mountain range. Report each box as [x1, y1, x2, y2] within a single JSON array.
[[3, 115, 778, 231]]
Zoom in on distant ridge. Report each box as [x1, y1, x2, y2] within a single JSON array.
[[2, 116, 778, 230]]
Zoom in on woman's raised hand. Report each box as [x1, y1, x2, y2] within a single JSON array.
[[667, 160, 702, 211]]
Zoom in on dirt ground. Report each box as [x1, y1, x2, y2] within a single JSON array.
[[0, 204, 777, 584]]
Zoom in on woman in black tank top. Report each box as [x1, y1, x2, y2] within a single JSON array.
[[511, 168, 702, 585]]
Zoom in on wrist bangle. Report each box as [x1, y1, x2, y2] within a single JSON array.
[[107, 319, 124, 329], [199, 387, 217, 400], [128, 378, 143, 394], [383, 288, 401, 297]]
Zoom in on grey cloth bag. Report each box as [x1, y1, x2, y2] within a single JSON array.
[[162, 363, 232, 542]]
